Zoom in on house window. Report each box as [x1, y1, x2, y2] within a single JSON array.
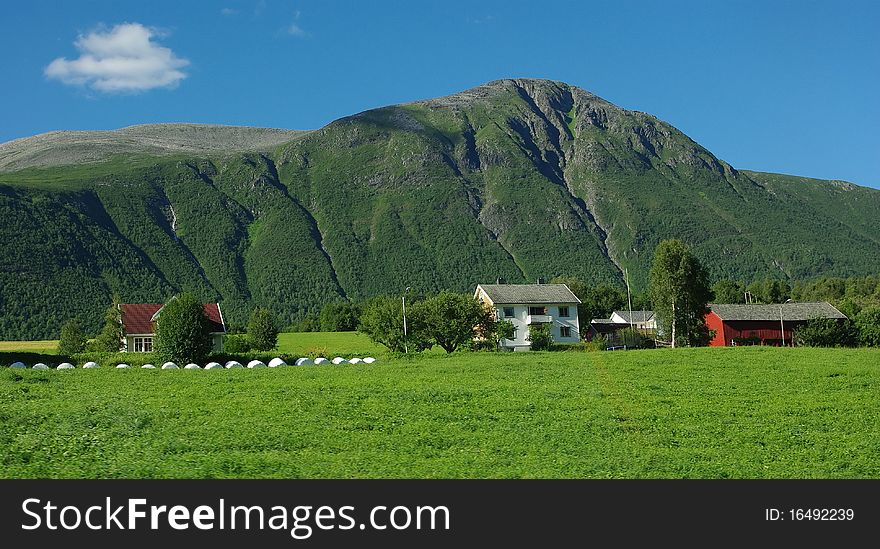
[[558, 306, 570, 318], [529, 306, 546, 316], [133, 337, 153, 353], [560, 326, 572, 338], [503, 307, 515, 318]]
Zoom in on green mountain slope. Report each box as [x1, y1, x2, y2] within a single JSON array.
[[1, 79, 878, 339]]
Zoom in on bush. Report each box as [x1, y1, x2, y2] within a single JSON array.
[[248, 308, 278, 352], [527, 323, 553, 351], [155, 294, 213, 364], [732, 335, 761, 346], [319, 302, 361, 332], [57, 319, 86, 356], [855, 307, 880, 347], [223, 334, 254, 354], [794, 318, 858, 348]]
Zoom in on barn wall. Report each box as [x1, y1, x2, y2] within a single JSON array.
[[706, 312, 726, 347]]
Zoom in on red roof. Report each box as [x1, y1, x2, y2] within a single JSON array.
[[120, 303, 225, 335]]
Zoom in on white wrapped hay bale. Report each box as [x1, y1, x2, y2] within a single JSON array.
[[348, 358, 362, 364], [141, 364, 156, 369], [184, 363, 201, 369], [313, 357, 329, 365], [225, 361, 243, 369], [362, 357, 377, 364], [205, 362, 223, 369], [116, 364, 130, 369], [331, 357, 348, 365], [10, 361, 26, 369], [161, 362, 179, 370], [83, 361, 99, 369], [57, 362, 75, 369], [295, 357, 313, 366], [268, 357, 287, 368], [33, 363, 49, 370], [247, 360, 267, 368]]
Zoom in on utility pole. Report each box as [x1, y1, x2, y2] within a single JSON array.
[[402, 287, 411, 353], [780, 298, 792, 347], [625, 268, 635, 345]]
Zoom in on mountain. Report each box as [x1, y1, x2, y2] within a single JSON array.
[[1, 78, 879, 339]]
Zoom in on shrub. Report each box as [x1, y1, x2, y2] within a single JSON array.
[[732, 335, 761, 346], [855, 307, 880, 347], [57, 319, 86, 356], [527, 323, 553, 351], [248, 307, 278, 352], [794, 318, 858, 348], [223, 334, 254, 354], [155, 294, 213, 364]]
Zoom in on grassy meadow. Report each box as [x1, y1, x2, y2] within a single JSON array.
[[1, 346, 878, 479]]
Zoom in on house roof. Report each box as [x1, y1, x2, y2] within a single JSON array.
[[120, 303, 226, 335], [612, 310, 655, 323], [476, 284, 581, 304], [709, 302, 847, 322], [589, 320, 630, 334]]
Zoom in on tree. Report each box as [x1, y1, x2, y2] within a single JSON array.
[[358, 295, 431, 353], [319, 301, 361, 332], [649, 240, 712, 347], [247, 307, 279, 351], [794, 318, 857, 348], [526, 322, 553, 351], [418, 291, 492, 353], [57, 319, 86, 356], [712, 280, 745, 303], [94, 296, 124, 352], [155, 294, 212, 364], [855, 307, 880, 347]]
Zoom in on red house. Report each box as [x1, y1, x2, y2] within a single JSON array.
[[119, 302, 226, 352], [705, 302, 847, 347]]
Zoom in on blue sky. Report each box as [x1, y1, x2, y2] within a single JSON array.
[[1, 0, 878, 187]]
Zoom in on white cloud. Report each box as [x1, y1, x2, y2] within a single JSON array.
[[45, 23, 189, 93], [286, 10, 308, 37], [287, 22, 306, 36], [221, 8, 238, 16]]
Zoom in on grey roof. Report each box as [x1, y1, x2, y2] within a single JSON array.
[[612, 310, 655, 323], [709, 302, 847, 321], [477, 284, 581, 304]]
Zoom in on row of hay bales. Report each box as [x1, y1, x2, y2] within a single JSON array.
[[5, 357, 377, 370]]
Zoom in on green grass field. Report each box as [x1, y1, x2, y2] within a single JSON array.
[[1, 347, 878, 479], [275, 332, 387, 357]]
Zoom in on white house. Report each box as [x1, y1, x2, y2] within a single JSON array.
[[609, 310, 657, 331], [474, 283, 581, 351]]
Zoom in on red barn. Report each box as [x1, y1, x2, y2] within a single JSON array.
[[705, 302, 847, 347]]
